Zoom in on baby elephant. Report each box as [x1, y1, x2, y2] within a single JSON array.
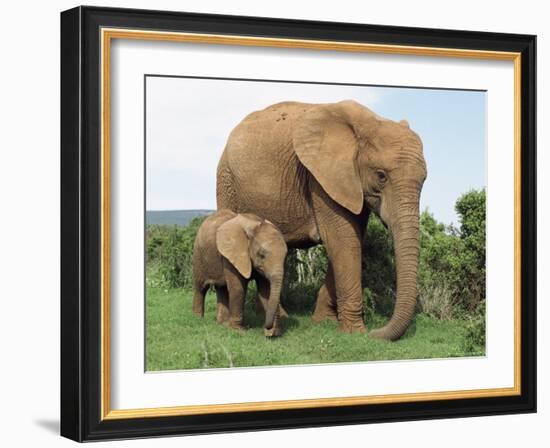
[[192, 209, 288, 336]]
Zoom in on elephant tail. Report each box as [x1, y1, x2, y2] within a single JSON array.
[[216, 153, 238, 210]]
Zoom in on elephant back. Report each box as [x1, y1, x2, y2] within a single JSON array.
[[216, 102, 319, 246]]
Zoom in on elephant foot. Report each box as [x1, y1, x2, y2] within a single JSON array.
[[222, 320, 247, 334], [338, 320, 367, 334], [216, 308, 230, 324], [312, 313, 338, 323], [229, 324, 247, 334], [216, 316, 228, 325], [264, 326, 282, 337], [312, 285, 337, 323], [311, 304, 338, 323]]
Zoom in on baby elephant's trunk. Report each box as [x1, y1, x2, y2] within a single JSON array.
[[264, 275, 283, 332]]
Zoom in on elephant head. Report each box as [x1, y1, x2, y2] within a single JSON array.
[[293, 100, 427, 340], [216, 213, 288, 331]]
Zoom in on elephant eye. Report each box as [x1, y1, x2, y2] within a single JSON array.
[[376, 170, 387, 183]]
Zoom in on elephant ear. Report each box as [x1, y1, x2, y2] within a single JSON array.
[[292, 104, 364, 215], [216, 214, 261, 278]]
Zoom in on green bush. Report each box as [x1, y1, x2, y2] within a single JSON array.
[[419, 189, 486, 316], [146, 225, 170, 262], [454, 189, 486, 310], [146, 217, 205, 289], [282, 246, 328, 314], [284, 246, 328, 288], [461, 302, 486, 354]]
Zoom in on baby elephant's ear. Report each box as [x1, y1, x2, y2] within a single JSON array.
[[216, 215, 260, 278]]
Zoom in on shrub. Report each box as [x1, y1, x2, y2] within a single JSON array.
[[284, 246, 328, 287], [146, 217, 205, 289], [454, 189, 486, 311], [418, 282, 454, 320], [359, 189, 486, 321], [461, 302, 486, 354], [282, 247, 328, 314], [419, 189, 486, 315], [146, 225, 170, 262]]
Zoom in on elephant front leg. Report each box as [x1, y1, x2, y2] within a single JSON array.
[[215, 286, 230, 324], [312, 262, 338, 323], [223, 263, 248, 332], [326, 240, 366, 333], [311, 183, 366, 333]]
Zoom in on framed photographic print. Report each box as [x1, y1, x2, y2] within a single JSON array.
[[60, 6, 536, 442]]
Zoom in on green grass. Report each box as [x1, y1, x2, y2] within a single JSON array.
[[146, 286, 485, 371]]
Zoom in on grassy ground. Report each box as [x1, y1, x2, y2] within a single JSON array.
[[146, 286, 485, 371]]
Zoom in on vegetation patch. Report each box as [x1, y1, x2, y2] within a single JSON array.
[[146, 189, 486, 369]]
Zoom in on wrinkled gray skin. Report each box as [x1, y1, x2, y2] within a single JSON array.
[[216, 100, 427, 340], [192, 209, 288, 336]]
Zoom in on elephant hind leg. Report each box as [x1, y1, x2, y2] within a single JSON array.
[[192, 284, 209, 317], [312, 262, 338, 323]]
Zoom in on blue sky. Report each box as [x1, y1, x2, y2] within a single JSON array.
[[146, 77, 486, 226]]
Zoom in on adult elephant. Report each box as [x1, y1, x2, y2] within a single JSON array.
[[216, 100, 427, 340]]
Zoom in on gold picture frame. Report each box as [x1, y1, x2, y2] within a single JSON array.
[[61, 6, 536, 441]]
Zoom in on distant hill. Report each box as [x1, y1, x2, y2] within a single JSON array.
[[146, 209, 214, 226]]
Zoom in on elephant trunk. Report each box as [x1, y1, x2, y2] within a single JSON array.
[[371, 197, 420, 341], [265, 274, 283, 330]]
